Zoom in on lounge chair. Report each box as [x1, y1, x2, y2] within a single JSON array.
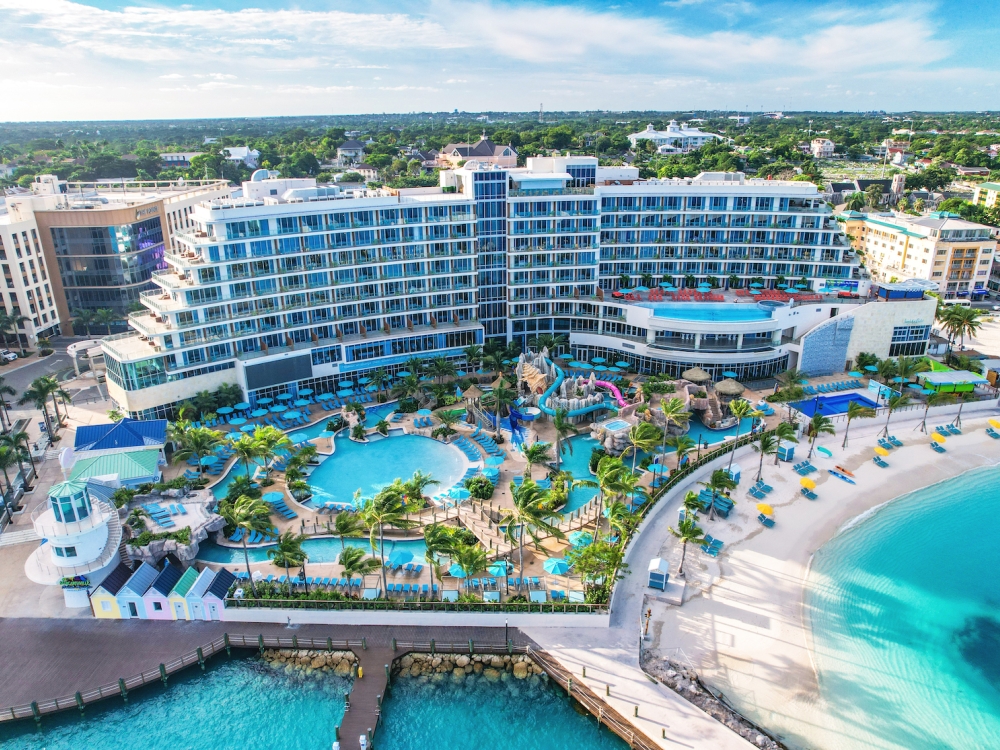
[[757, 513, 776, 528], [987, 427, 1000, 439], [700, 544, 719, 557], [888, 436, 903, 447], [931, 442, 946, 453], [550, 590, 566, 601], [749, 486, 766, 500], [873, 456, 890, 468], [946, 424, 962, 435], [801, 488, 819, 500], [756, 481, 774, 493]]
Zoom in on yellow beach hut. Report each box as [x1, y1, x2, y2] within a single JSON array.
[[90, 563, 135, 619]]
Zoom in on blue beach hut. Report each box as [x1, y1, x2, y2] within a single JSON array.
[[116, 562, 159, 619]]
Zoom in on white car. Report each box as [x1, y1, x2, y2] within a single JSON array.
[[0, 350, 16, 362]]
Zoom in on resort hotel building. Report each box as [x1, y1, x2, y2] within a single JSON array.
[[101, 159, 944, 419]]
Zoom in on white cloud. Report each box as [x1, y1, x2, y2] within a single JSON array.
[[158, 73, 184, 79]]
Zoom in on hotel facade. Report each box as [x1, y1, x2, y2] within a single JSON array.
[[102, 160, 891, 419]]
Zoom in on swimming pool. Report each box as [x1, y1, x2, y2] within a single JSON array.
[[602, 419, 629, 431], [197, 535, 428, 564], [791, 391, 878, 417], [637, 302, 773, 322]]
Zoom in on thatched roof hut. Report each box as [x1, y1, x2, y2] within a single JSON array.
[[714, 378, 746, 399], [681, 367, 712, 384], [462, 384, 484, 400]]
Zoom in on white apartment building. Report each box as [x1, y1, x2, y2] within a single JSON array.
[[810, 139, 835, 159], [838, 210, 997, 298], [628, 121, 723, 153]]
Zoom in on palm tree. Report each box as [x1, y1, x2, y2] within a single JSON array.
[[881, 394, 910, 437], [664, 434, 696, 475], [895, 356, 929, 386], [338, 546, 380, 597], [920, 392, 955, 433], [776, 368, 808, 391], [0, 447, 18, 521], [401, 470, 439, 507], [229, 433, 263, 480], [218, 495, 273, 597], [668, 516, 706, 576], [624, 422, 662, 474], [699, 468, 737, 521], [593, 455, 627, 528], [423, 523, 454, 600], [772, 421, 799, 465], [215, 383, 243, 407], [429, 357, 457, 383], [357, 485, 417, 594], [0, 373, 16, 430], [93, 308, 118, 336], [267, 531, 308, 585], [551, 408, 579, 472], [845, 191, 866, 211], [726, 398, 759, 470], [805, 413, 835, 459], [500, 478, 564, 583], [483, 353, 505, 375], [953, 392, 974, 429], [173, 427, 223, 475], [430, 410, 462, 439], [875, 357, 899, 386], [369, 368, 391, 395], [483, 383, 516, 419], [462, 344, 483, 373], [192, 390, 218, 417], [252, 425, 292, 481], [751, 432, 778, 482], [73, 309, 97, 336], [604, 501, 636, 547], [0, 313, 30, 355], [391, 374, 423, 402], [18, 378, 60, 438], [522, 441, 553, 479], [657, 397, 691, 468], [1, 429, 34, 482], [452, 542, 488, 595], [333, 511, 364, 550], [842, 401, 876, 447]]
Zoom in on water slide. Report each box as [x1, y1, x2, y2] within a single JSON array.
[[538, 364, 621, 417], [594, 380, 628, 408]]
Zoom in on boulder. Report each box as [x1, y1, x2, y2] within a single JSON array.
[[483, 668, 501, 682], [334, 659, 351, 677], [310, 655, 326, 669], [455, 655, 470, 668], [512, 662, 529, 680]]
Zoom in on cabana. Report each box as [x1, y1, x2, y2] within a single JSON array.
[[144, 562, 183, 620], [917, 370, 989, 394], [185, 568, 217, 621], [203, 568, 236, 621], [681, 367, 712, 384], [115, 562, 158, 619], [90, 563, 134, 619], [167, 566, 199, 620], [714, 378, 746, 403]]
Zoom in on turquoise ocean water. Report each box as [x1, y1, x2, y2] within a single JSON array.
[[805, 464, 1000, 750]]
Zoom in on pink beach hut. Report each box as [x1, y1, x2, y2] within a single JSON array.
[[143, 562, 183, 620]]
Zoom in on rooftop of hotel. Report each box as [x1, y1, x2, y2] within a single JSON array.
[[839, 209, 996, 234]]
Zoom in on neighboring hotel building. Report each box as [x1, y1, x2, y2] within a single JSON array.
[[838, 210, 998, 299], [4, 175, 230, 334], [102, 160, 886, 418], [810, 139, 835, 159], [628, 121, 723, 153], [973, 182, 1000, 210]]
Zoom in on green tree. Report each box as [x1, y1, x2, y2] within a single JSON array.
[[751, 431, 778, 482], [699, 468, 737, 521], [664, 434, 696, 473], [551, 408, 580, 472], [624, 422, 662, 474], [881, 394, 910, 437], [267, 531, 307, 584], [357, 484, 418, 594], [451, 541, 488, 595], [428, 356, 457, 383], [845, 191, 866, 211], [501, 478, 564, 582], [229, 433, 263, 480], [401, 470, 439, 507], [726, 398, 759, 469], [333, 511, 364, 551], [842, 401, 876, 447], [805, 413, 835, 459], [338, 546, 380, 596], [172, 426, 223, 476], [93, 308, 118, 335], [71, 308, 96, 336], [219, 495, 273, 597], [423, 523, 455, 600], [668, 516, 706, 576], [522, 441, 553, 479], [920, 392, 955, 433], [566, 538, 626, 603], [19, 376, 70, 437]]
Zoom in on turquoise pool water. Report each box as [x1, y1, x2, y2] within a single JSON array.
[[379, 668, 626, 750], [804, 465, 1000, 750], [0, 653, 350, 750], [791, 391, 878, 417], [638, 302, 773, 322], [603, 419, 629, 430], [197, 535, 428, 564]]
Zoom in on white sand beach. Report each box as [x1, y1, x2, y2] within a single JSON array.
[[643, 407, 1000, 750]]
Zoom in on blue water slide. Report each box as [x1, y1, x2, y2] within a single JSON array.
[[538, 364, 617, 418]]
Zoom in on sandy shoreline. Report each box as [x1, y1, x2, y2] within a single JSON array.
[[644, 407, 1000, 750]]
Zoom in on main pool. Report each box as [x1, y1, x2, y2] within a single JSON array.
[[197, 535, 428, 564], [804, 465, 1000, 750], [637, 302, 774, 322], [791, 391, 878, 417]]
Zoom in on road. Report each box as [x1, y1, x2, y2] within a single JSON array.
[[0, 337, 87, 395]]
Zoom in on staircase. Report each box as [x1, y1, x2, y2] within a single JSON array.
[[0, 527, 40, 548], [455, 503, 513, 556], [706, 393, 724, 426]]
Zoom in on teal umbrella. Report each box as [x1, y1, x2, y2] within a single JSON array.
[[251, 409, 268, 417], [357, 377, 370, 384], [276, 393, 293, 401], [448, 564, 468, 578], [294, 399, 310, 407], [270, 404, 287, 413], [229, 417, 247, 426], [591, 356, 607, 363], [848, 371, 863, 377], [615, 361, 630, 367], [298, 389, 313, 396], [864, 365, 879, 372], [396, 370, 411, 377], [216, 406, 234, 414], [722, 371, 738, 378], [489, 561, 511, 576], [200, 455, 219, 465], [543, 557, 570, 575], [568, 531, 593, 547], [234, 402, 251, 410], [594, 365, 609, 371], [750, 282, 764, 288], [417, 409, 433, 416], [568, 361, 585, 368], [256, 397, 273, 405], [338, 380, 353, 388], [317, 393, 334, 400], [388, 550, 413, 568], [282, 411, 301, 419]]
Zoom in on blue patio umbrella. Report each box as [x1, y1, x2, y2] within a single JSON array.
[[776, 283, 789, 289], [276, 393, 293, 401], [864, 365, 879, 372], [449, 487, 470, 500], [615, 361, 630, 367], [543, 557, 570, 575], [298, 389, 313, 396], [388, 550, 413, 568], [420, 376, 431, 382], [568, 361, 585, 368], [920, 388, 935, 395], [568, 531, 593, 547], [663, 285, 678, 291], [448, 563, 468, 578], [317, 393, 334, 400], [200, 455, 219, 465], [848, 371, 863, 377], [635, 286, 650, 292], [229, 417, 247, 426], [591, 356, 607, 363], [795, 284, 808, 289], [485, 455, 504, 466], [891, 376, 906, 383], [270, 404, 287, 413], [366, 384, 378, 392], [216, 406, 234, 414], [907, 382, 924, 390], [357, 377, 370, 384], [256, 397, 273, 405], [749, 290, 761, 295], [658, 281, 672, 287], [292, 399, 308, 407], [489, 561, 511, 577], [251, 409, 268, 417], [241, 424, 257, 432], [397, 370, 411, 377], [455, 370, 467, 377], [608, 366, 622, 373], [338, 380, 353, 388], [722, 371, 738, 378], [557, 353, 574, 359], [481, 468, 500, 479], [234, 402, 251, 410], [502, 359, 513, 365], [337, 389, 353, 397], [750, 282, 764, 288], [594, 365, 609, 371], [417, 409, 433, 416], [476, 369, 489, 374], [282, 411, 301, 419]]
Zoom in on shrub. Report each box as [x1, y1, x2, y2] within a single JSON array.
[[588, 447, 607, 473], [464, 475, 495, 500], [398, 397, 419, 413], [130, 527, 191, 547], [351, 424, 367, 440], [111, 488, 136, 508]]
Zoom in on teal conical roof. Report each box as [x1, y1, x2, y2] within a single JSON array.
[[48, 480, 90, 499]]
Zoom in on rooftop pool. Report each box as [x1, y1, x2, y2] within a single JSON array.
[[637, 302, 774, 322]]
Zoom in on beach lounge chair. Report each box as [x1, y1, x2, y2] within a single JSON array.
[[946, 424, 961, 435], [873, 456, 890, 468], [700, 544, 719, 557], [550, 590, 566, 601], [987, 427, 1000, 439], [749, 486, 766, 500], [801, 488, 819, 500], [531, 576, 540, 588], [756, 481, 774, 493], [228, 528, 245, 542], [757, 513, 776, 528], [931, 442, 946, 453], [889, 436, 903, 447]]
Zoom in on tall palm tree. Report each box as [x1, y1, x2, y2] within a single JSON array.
[[252, 425, 292, 481], [1, 429, 34, 480], [73, 309, 97, 336], [772, 421, 799, 465], [624, 422, 662, 474], [357, 485, 417, 594], [428, 357, 457, 383], [93, 308, 118, 336], [0, 373, 16, 431], [229, 433, 263, 480], [483, 382, 516, 419], [172, 427, 223, 475], [430, 410, 462, 439], [338, 546, 380, 597], [776, 368, 808, 391], [700, 468, 737, 521], [333, 511, 364, 551], [1, 313, 30, 355], [390, 374, 423, 402], [881, 394, 910, 437], [953, 392, 974, 429], [593, 455, 627, 529], [664, 434, 696, 475], [668, 516, 706, 576], [423, 523, 455, 600], [604, 501, 637, 547], [551, 408, 579, 472], [657, 397, 691, 466], [369, 368, 391, 395], [805, 413, 835, 459], [218, 495, 273, 597], [500, 478, 564, 583], [462, 344, 483, 373], [842, 401, 876, 447], [920, 392, 955, 433], [401, 470, 439, 507], [18, 378, 61, 438], [726, 398, 759, 470], [895, 356, 929, 386], [521, 441, 553, 479], [875, 357, 899, 386], [192, 390, 218, 417], [267, 531, 308, 586], [752, 432, 778, 482], [845, 191, 867, 211], [452, 542, 488, 595], [0, 446, 18, 521], [215, 383, 243, 407]]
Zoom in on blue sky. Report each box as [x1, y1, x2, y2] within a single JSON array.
[[1, 0, 997, 121]]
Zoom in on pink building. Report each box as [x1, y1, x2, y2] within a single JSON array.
[[143, 562, 183, 620]]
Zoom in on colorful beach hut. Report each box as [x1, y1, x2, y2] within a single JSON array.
[[90, 562, 134, 619], [167, 566, 199, 620], [144, 562, 183, 620], [116, 561, 158, 619], [202, 568, 236, 621], [186, 568, 216, 621]]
